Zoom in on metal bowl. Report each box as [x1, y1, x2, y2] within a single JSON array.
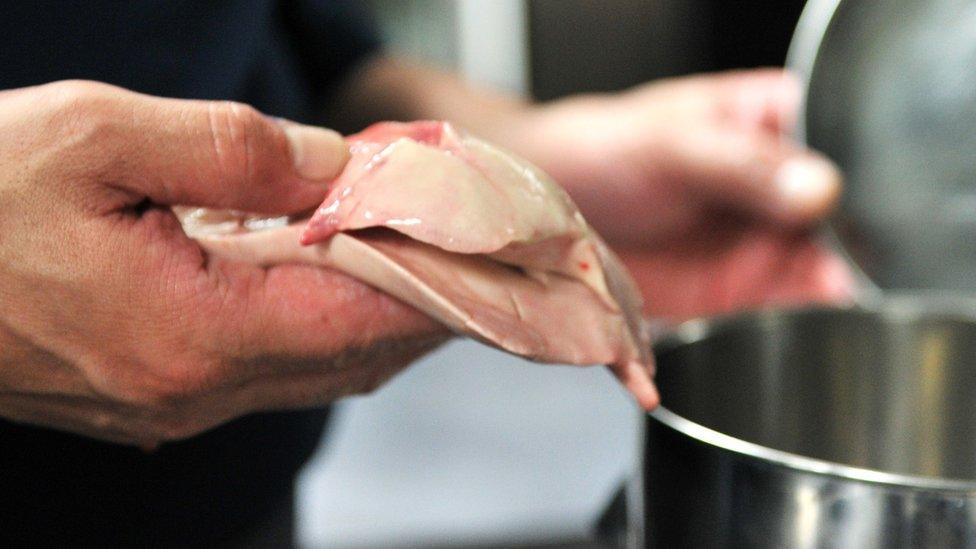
[[790, 0, 976, 293], [642, 298, 976, 548]]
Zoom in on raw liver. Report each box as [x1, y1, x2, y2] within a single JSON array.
[[178, 121, 652, 390]]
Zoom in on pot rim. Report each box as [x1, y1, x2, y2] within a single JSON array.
[[650, 296, 976, 494]]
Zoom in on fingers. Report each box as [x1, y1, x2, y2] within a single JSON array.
[[709, 68, 803, 134], [666, 127, 842, 226], [35, 80, 349, 214], [609, 360, 659, 411], [618, 231, 857, 322], [122, 95, 348, 212], [641, 69, 839, 227], [0, 330, 444, 447], [199, 261, 450, 367], [222, 337, 444, 415], [754, 238, 857, 307]]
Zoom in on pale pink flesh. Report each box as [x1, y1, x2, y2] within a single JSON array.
[[301, 122, 617, 307], [178, 121, 654, 401]]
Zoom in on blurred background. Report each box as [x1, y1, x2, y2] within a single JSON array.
[[297, 1, 806, 547]]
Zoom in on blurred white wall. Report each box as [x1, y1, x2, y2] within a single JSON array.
[[366, 0, 459, 69], [456, 0, 529, 92], [297, 342, 641, 547], [296, 2, 642, 547]]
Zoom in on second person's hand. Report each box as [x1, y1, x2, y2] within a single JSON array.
[[505, 69, 854, 320]]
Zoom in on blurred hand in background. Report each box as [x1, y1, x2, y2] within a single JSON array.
[[507, 69, 854, 321]]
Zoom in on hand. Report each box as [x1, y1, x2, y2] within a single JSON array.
[[0, 81, 447, 446], [511, 69, 854, 321]]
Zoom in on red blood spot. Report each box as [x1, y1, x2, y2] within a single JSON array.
[[406, 121, 445, 145], [579, 261, 590, 271]]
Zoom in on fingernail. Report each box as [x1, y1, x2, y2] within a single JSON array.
[[774, 157, 841, 214], [280, 121, 350, 181]]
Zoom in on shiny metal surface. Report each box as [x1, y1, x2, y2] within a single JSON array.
[[636, 2, 976, 546], [789, 0, 976, 293], [642, 299, 976, 548]]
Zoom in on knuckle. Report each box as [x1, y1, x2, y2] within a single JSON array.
[[206, 100, 267, 185], [38, 79, 100, 103], [79, 355, 232, 442], [122, 356, 225, 408], [35, 80, 127, 165], [44, 79, 116, 100], [41, 80, 118, 124]]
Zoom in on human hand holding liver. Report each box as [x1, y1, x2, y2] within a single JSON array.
[[0, 81, 446, 446]]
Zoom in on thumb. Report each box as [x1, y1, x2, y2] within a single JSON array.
[[667, 127, 843, 226], [81, 84, 349, 214]]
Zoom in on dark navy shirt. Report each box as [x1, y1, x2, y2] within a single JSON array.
[[0, 2, 379, 546]]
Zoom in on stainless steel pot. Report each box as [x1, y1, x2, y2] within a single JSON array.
[[642, 298, 976, 548], [635, 0, 976, 546]]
